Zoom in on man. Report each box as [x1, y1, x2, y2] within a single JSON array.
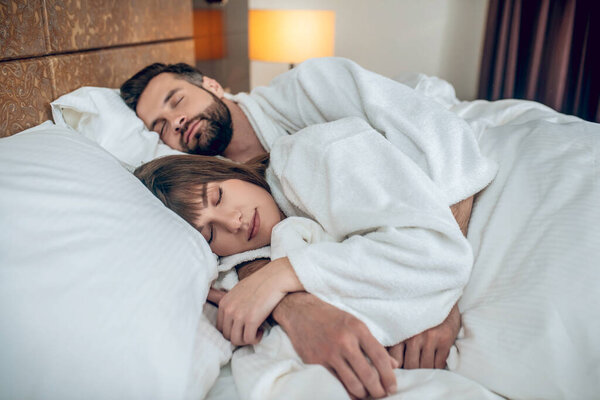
[[121, 58, 486, 399]]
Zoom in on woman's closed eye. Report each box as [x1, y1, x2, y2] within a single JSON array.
[[207, 225, 214, 244], [206, 187, 223, 244], [216, 187, 223, 205]]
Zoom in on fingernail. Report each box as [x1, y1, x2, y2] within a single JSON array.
[[388, 384, 397, 394]]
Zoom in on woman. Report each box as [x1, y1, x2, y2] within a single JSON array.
[[135, 117, 498, 351]]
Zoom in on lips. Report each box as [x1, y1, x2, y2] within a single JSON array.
[[184, 119, 202, 144], [248, 208, 260, 241]]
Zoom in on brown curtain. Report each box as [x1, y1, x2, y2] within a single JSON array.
[[478, 0, 599, 122]]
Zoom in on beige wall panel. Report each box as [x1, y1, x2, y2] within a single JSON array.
[[0, 0, 48, 61], [45, 0, 193, 52], [0, 39, 193, 137], [51, 39, 195, 96], [0, 58, 54, 137]]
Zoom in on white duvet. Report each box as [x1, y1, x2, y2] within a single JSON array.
[[208, 78, 600, 400]]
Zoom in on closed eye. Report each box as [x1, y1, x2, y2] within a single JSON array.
[[175, 96, 183, 106], [216, 187, 223, 205], [207, 225, 214, 244]]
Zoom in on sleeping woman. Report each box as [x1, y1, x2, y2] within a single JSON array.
[[134, 117, 497, 354]]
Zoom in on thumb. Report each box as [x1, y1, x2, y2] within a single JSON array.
[[207, 288, 227, 305]]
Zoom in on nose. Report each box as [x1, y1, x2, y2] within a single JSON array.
[[172, 114, 187, 134], [215, 209, 242, 233]]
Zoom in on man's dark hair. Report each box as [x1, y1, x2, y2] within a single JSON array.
[[120, 63, 204, 111]]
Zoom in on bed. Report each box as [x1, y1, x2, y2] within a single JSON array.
[[1, 2, 599, 399]]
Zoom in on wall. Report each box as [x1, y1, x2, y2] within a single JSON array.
[[249, 0, 489, 100], [0, 0, 194, 136], [193, 0, 250, 93]]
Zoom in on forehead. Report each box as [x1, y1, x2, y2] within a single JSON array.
[[136, 73, 178, 120], [136, 73, 203, 124], [193, 182, 219, 209]]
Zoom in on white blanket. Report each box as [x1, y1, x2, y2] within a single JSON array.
[[446, 97, 600, 399]]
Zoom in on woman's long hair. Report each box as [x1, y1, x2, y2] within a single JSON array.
[[134, 154, 270, 230]]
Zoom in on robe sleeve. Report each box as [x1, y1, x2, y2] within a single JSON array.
[[250, 57, 497, 205], [269, 117, 474, 346]]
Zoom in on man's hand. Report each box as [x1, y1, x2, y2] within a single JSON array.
[[273, 292, 398, 399], [388, 303, 461, 369], [234, 259, 399, 398]]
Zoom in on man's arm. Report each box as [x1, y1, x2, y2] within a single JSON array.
[[450, 195, 474, 237], [387, 195, 473, 369], [233, 259, 397, 399]]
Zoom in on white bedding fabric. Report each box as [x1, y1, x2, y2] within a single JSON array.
[[448, 97, 600, 399], [51, 87, 183, 169], [0, 124, 230, 400]]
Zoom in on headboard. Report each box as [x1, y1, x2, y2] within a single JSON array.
[[0, 0, 195, 138]]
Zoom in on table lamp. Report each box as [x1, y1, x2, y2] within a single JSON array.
[[249, 10, 335, 69]]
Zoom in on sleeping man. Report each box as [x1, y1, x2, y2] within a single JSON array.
[[120, 58, 495, 399]]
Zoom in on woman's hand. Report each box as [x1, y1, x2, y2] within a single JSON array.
[[217, 257, 303, 346]]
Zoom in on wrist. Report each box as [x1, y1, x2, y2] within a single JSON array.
[[270, 257, 303, 293], [271, 291, 311, 327]]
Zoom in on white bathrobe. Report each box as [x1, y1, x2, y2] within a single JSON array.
[[231, 57, 494, 206]]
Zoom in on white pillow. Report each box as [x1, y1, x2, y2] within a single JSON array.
[[393, 72, 460, 110], [0, 123, 231, 400], [51, 87, 182, 168]]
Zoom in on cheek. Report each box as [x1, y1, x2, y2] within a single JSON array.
[[210, 232, 247, 257]]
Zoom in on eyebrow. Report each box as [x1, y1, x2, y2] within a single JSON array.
[[150, 88, 181, 130]]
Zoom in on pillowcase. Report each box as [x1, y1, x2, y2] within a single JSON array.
[[51, 87, 182, 168], [0, 123, 231, 400]]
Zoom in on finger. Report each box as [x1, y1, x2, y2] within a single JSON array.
[[221, 313, 234, 341], [216, 306, 224, 333], [390, 355, 400, 369], [331, 358, 367, 399], [387, 342, 405, 369], [326, 367, 359, 400], [361, 336, 397, 395], [229, 319, 244, 346], [420, 342, 435, 369], [346, 349, 386, 398], [403, 340, 421, 370], [434, 347, 450, 369], [207, 288, 226, 305], [243, 323, 258, 344]]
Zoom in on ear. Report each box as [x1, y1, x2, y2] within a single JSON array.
[[202, 76, 225, 98]]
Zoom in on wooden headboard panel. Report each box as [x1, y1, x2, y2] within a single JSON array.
[[1, 0, 196, 137]]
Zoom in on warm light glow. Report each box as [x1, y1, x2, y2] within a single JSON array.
[[249, 10, 335, 64], [194, 9, 226, 60]]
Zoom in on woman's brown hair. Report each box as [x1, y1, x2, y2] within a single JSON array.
[[134, 154, 270, 230]]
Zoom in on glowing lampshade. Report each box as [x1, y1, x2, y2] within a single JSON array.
[[249, 10, 335, 66]]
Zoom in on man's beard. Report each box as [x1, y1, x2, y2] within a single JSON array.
[[182, 90, 233, 156]]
